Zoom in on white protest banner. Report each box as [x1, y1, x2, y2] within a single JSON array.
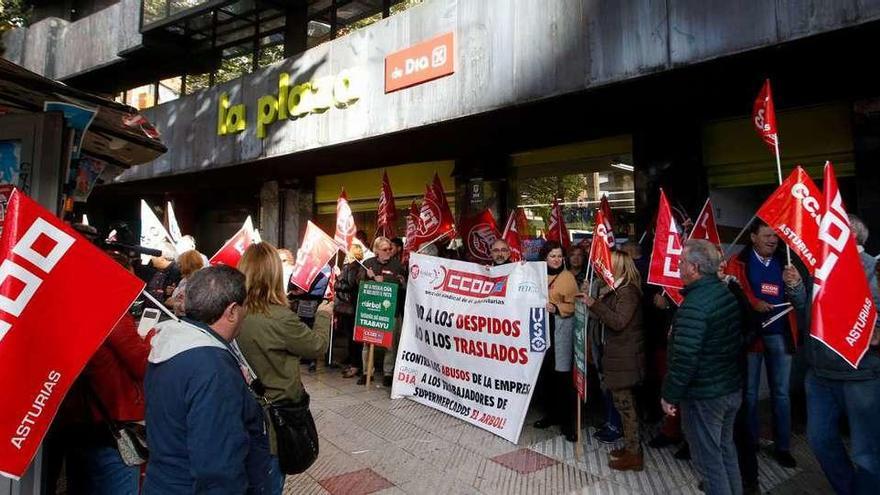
[[391, 253, 548, 443]]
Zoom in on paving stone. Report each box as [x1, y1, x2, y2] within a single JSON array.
[[305, 440, 368, 481], [491, 449, 559, 475], [283, 473, 331, 495], [318, 468, 394, 495]]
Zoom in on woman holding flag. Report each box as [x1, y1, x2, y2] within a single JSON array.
[[582, 250, 646, 471], [533, 241, 579, 441]]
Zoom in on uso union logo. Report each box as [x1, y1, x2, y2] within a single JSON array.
[[467, 223, 498, 260], [433, 268, 508, 299], [528, 307, 548, 352]]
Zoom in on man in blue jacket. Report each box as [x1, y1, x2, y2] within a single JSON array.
[[144, 266, 271, 494], [804, 215, 880, 495]]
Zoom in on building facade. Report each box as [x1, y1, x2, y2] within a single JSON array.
[[5, 0, 880, 254]]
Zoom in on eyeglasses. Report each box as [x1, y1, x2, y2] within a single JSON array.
[[379, 247, 393, 252], [491, 248, 510, 253]]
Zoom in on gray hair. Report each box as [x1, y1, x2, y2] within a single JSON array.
[[185, 265, 246, 325], [849, 214, 869, 246], [682, 239, 721, 276]]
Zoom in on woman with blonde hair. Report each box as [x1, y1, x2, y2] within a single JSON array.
[[166, 249, 205, 315], [236, 242, 329, 494], [583, 250, 646, 471], [334, 243, 367, 378]]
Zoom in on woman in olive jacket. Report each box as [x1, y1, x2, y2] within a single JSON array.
[[584, 250, 645, 472], [237, 243, 329, 495]]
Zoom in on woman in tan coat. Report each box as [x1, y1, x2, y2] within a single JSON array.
[[533, 241, 580, 441], [236, 243, 329, 494], [583, 250, 645, 471]]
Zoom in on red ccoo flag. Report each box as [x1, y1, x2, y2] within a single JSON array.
[[589, 208, 615, 287], [689, 198, 722, 250], [0, 190, 144, 478], [334, 189, 356, 251], [290, 221, 338, 291], [753, 79, 779, 154], [502, 209, 524, 262], [413, 184, 455, 251], [648, 189, 685, 293], [376, 171, 397, 239], [599, 195, 616, 248], [755, 166, 823, 274], [547, 198, 571, 250], [402, 201, 419, 264], [460, 209, 500, 263], [209, 216, 258, 267], [810, 162, 877, 368], [432, 173, 451, 215]]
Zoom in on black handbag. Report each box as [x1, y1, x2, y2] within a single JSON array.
[[264, 392, 319, 474], [84, 383, 149, 466]]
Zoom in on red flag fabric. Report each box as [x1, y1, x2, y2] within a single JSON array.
[[589, 208, 615, 287], [334, 190, 356, 251], [689, 198, 722, 250], [547, 198, 570, 250], [599, 195, 616, 248], [402, 202, 419, 264], [432, 173, 451, 214], [753, 79, 779, 154], [0, 190, 144, 478], [460, 209, 500, 263], [290, 221, 338, 291], [376, 171, 397, 239], [810, 162, 877, 368], [755, 166, 823, 274], [413, 185, 455, 251], [209, 216, 258, 267], [515, 207, 529, 237], [502, 209, 524, 262], [664, 287, 684, 306], [648, 189, 685, 293]]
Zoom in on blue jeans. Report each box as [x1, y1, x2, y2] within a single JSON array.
[[806, 370, 880, 495], [681, 391, 743, 495], [66, 445, 140, 495], [604, 389, 622, 431], [746, 334, 792, 452], [268, 455, 285, 495]]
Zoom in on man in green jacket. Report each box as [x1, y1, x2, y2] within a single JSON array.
[[662, 240, 743, 495]]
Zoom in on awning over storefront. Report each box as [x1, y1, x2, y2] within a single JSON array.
[[0, 58, 167, 176]]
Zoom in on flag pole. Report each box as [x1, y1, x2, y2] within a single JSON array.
[[327, 251, 341, 366], [773, 137, 793, 266], [366, 344, 375, 387], [140, 290, 180, 322], [576, 262, 595, 459], [723, 215, 756, 258]]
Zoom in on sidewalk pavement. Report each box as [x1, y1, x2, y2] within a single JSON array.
[[286, 367, 833, 495]]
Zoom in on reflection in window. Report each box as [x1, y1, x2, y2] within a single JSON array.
[[517, 163, 635, 244], [124, 84, 155, 110], [158, 77, 182, 104]]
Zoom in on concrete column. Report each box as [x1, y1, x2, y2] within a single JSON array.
[[854, 98, 880, 254], [259, 181, 280, 246], [277, 185, 313, 252]]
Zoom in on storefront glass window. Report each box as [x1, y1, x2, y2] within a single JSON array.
[[158, 77, 182, 104], [512, 137, 635, 245]]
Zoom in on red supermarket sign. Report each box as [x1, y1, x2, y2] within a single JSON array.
[[385, 32, 454, 93]]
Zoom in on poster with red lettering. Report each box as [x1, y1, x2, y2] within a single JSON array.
[[290, 221, 339, 291], [810, 163, 877, 368], [209, 216, 258, 267], [0, 190, 144, 479], [391, 253, 548, 443], [755, 166, 823, 274], [648, 189, 684, 291]]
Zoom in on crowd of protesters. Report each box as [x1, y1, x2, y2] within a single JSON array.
[[43, 210, 880, 495]]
